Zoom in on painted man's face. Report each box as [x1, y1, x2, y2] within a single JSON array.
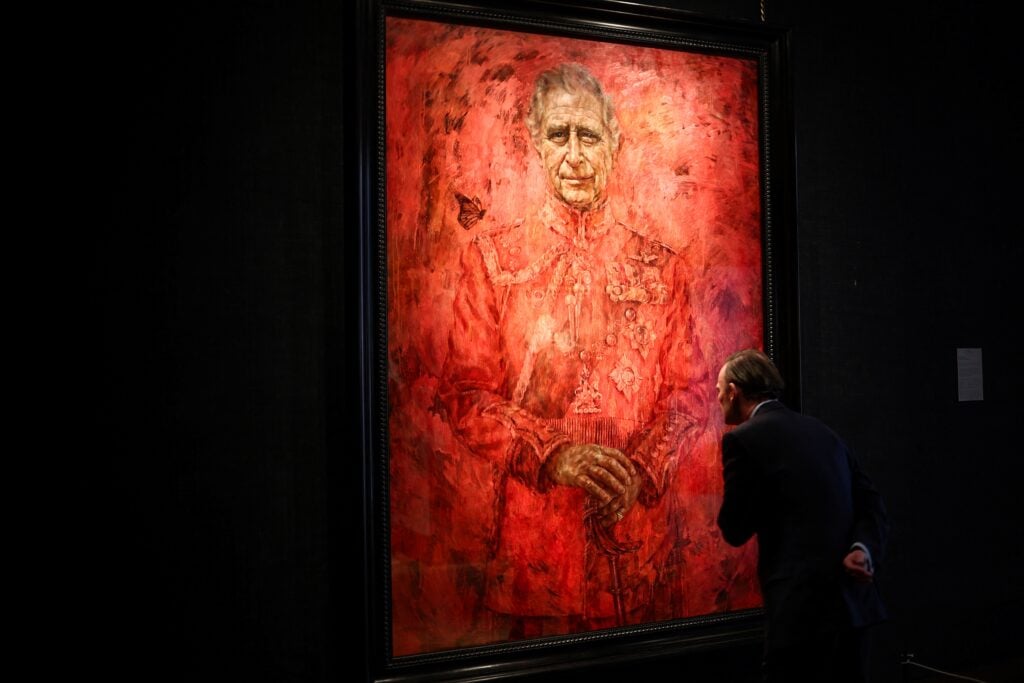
[[535, 88, 615, 210]]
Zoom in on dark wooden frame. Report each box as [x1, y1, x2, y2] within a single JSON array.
[[347, 1, 799, 680]]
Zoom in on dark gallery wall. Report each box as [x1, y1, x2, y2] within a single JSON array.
[[96, 1, 1021, 682], [97, 3, 340, 681], [769, 3, 1021, 679]]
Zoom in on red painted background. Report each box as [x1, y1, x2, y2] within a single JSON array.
[[385, 17, 764, 656]]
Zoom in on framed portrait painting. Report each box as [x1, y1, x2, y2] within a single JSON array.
[[351, 0, 798, 680]]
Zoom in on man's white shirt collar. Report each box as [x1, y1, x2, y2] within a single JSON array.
[[750, 399, 778, 417]]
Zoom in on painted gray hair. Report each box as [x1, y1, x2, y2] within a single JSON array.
[[526, 63, 621, 153]]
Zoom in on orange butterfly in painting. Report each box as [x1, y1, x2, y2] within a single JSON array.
[[454, 191, 486, 229]]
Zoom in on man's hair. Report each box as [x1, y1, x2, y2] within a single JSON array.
[[723, 348, 785, 400], [526, 63, 621, 153]]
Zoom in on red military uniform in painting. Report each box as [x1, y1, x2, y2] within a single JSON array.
[[440, 196, 707, 626]]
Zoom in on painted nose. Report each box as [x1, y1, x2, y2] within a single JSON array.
[[565, 132, 582, 165]]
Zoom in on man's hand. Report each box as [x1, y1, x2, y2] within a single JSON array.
[[545, 443, 637, 525], [843, 548, 874, 583]]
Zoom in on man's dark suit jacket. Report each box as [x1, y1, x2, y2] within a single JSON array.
[[717, 401, 889, 652]]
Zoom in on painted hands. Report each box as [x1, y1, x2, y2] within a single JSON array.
[[545, 443, 640, 526]]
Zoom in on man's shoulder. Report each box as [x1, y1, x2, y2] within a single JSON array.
[[755, 407, 845, 445], [734, 402, 792, 434], [471, 216, 525, 240], [470, 216, 565, 257], [469, 218, 534, 256], [466, 217, 566, 284]]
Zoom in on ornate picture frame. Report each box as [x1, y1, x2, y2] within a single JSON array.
[[350, 1, 798, 680]]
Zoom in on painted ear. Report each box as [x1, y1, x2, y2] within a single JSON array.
[[454, 191, 486, 229]]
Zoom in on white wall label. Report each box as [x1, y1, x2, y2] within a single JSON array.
[[956, 347, 983, 402]]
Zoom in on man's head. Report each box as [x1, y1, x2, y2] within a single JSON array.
[[716, 348, 785, 425], [526, 64, 620, 210]]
